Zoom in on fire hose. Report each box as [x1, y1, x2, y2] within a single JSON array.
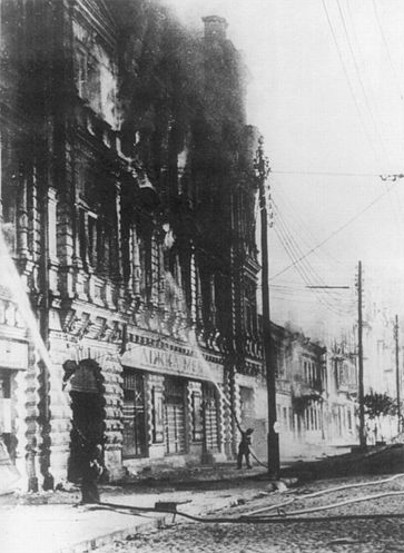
[[96, 496, 404, 524], [93, 473, 404, 524]]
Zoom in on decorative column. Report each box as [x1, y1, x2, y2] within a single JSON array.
[[147, 373, 165, 458], [216, 382, 227, 456], [209, 274, 216, 329], [58, 142, 77, 298], [14, 339, 41, 492], [114, 181, 123, 281], [45, 337, 73, 487], [195, 264, 203, 328], [131, 225, 141, 297], [101, 350, 124, 480], [47, 187, 59, 296], [17, 166, 29, 260], [175, 254, 184, 312], [158, 242, 166, 311], [190, 246, 197, 325], [29, 165, 41, 294], [150, 234, 159, 307]]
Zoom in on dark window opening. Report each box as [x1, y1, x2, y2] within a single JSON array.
[[165, 377, 186, 455], [122, 370, 147, 458]]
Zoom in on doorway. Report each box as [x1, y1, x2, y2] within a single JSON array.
[[65, 359, 105, 482]]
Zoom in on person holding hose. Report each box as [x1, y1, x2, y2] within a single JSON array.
[[237, 426, 254, 469]]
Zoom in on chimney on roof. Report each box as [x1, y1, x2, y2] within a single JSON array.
[[202, 15, 228, 42]]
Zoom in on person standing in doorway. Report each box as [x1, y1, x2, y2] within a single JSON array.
[[80, 442, 104, 504]]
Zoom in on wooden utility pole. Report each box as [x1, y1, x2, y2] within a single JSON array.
[[255, 137, 280, 479], [357, 260, 366, 449], [394, 315, 401, 434]]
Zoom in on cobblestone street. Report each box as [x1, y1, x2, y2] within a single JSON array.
[[95, 475, 404, 553], [100, 518, 404, 553]]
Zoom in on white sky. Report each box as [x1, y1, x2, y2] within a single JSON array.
[[163, 0, 404, 339]]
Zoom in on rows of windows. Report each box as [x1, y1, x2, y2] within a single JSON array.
[[303, 358, 321, 388], [276, 404, 294, 432], [335, 360, 357, 390], [334, 404, 354, 437], [78, 208, 116, 276], [276, 402, 324, 433], [305, 404, 321, 432]]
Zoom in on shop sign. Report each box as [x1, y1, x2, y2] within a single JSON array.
[[121, 345, 223, 383], [0, 340, 28, 370]]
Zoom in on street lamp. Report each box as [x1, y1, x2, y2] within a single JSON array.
[[254, 137, 280, 479]]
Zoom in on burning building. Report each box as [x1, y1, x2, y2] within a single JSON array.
[[0, 0, 263, 488]]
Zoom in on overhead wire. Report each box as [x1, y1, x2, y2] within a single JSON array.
[[272, 176, 343, 269], [271, 170, 384, 178], [370, 0, 404, 102], [270, 0, 404, 286], [271, 216, 352, 317], [343, 0, 404, 250], [269, 180, 398, 281], [335, 0, 391, 164], [271, 199, 354, 317], [272, 229, 350, 317], [320, 0, 384, 165]]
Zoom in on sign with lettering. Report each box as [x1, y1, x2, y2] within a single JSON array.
[[0, 340, 28, 370], [121, 345, 223, 384]]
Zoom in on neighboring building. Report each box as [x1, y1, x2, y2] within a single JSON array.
[[363, 305, 398, 443], [243, 322, 333, 464], [325, 339, 358, 452]]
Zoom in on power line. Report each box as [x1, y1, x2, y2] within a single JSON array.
[[271, 283, 348, 291], [371, 0, 404, 102], [272, 176, 343, 268], [320, 0, 383, 164], [272, 225, 352, 317], [367, 0, 404, 242], [272, 198, 353, 307], [269, 180, 398, 281], [273, 211, 350, 314], [335, 0, 392, 164], [272, 170, 390, 178], [272, 201, 353, 316]]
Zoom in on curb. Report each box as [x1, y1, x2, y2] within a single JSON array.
[[57, 513, 168, 553], [54, 490, 252, 553]]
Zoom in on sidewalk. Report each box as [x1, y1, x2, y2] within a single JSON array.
[[1, 464, 272, 553], [3, 444, 402, 553]]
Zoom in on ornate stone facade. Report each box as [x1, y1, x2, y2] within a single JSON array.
[[0, 0, 263, 488]]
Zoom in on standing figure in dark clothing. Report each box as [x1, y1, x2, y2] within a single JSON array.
[[237, 427, 254, 469], [80, 443, 104, 504]]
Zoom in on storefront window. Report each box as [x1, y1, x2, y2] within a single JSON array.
[[122, 370, 147, 458], [165, 377, 186, 454], [202, 383, 220, 452], [191, 392, 203, 442], [0, 375, 11, 433], [152, 386, 164, 444], [0, 374, 14, 461]]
